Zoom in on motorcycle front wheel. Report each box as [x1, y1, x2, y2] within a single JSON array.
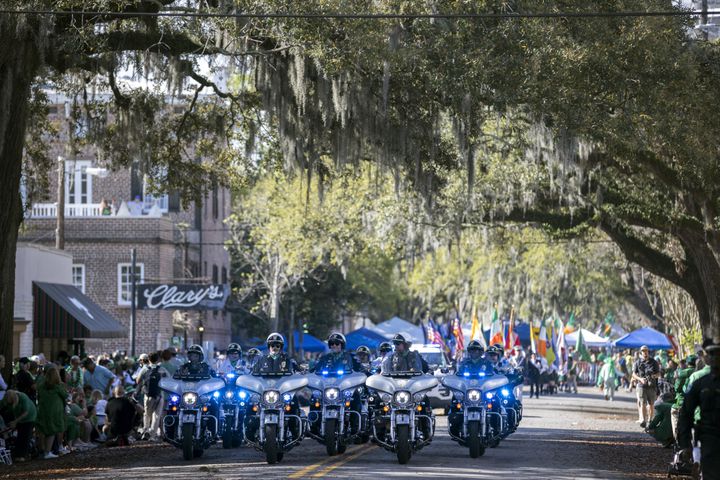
[[396, 424, 411, 464], [264, 424, 279, 464], [325, 418, 338, 456], [182, 423, 194, 461], [467, 420, 485, 458], [223, 420, 234, 449]]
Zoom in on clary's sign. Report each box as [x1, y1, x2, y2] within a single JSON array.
[[137, 284, 229, 310]]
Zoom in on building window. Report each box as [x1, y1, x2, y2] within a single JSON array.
[[117, 263, 144, 306], [221, 266, 227, 284], [72, 264, 86, 294], [212, 265, 219, 284], [65, 160, 92, 205], [212, 180, 219, 220]]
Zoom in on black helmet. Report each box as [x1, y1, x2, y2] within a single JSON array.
[[266, 332, 285, 348], [493, 343, 504, 351], [392, 334, 409, 345], [467, 340, 485, 352], [227, 343, 242, 355], [247, 348, 260, 358], [327, 332, 347, 348], [187, 344, 205, 362], [356, 345, 371, 356], [378, 342, 393, 353], [487, 345, 502, 356]]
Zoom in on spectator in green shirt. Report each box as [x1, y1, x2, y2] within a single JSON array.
[[1, 390, 36, 461], [647, 392, 675, 447], [671, 355, 697, 441]]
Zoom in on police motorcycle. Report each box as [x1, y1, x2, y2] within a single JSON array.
[[366, 334, 438, 464], [216, 343, 248, 449], [160, 345, 225, 460], [237, 333, 309, 464], [306, 334, 369, 455], [485, 345, 523, 440]]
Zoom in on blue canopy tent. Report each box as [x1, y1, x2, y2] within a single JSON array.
[[257, 331, 328, 353], [345, 327, 390, 350], [613, 327, 673, 350]]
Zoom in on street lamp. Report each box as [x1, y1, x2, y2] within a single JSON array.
[[198, 323, 205, 346]]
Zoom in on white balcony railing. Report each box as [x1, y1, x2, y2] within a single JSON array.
[[31, 203, 102, 218]]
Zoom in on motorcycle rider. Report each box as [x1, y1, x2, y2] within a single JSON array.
[[174, 344, 214, 379], [382, 334, 424, 374], [457, 340, 494, 375], [310, 333, 363, 435], [246, 348, 261, 371], [216, 343, 245, 377], [371, 342, 393, 372], [252, 333, 298, 375], [354, 345, 373, 375]]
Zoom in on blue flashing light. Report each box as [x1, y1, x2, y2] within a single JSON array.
[[283, 393, 292, 402], [226, 373, 236, 379], [337, 369, 344, 375], [170, 395, 179, 403], [479, 372, 486, 377], [322, 370, 329, 375], [501, 388, 510, 397], [463, 372, 470, 377], [238, 391, 247, 399], [485, 392, 494, 400], [213, 391, 220, 398], [239, 402, 246, 407]]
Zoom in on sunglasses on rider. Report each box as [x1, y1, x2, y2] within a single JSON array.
[[328, 341, 341, 347], [269, 343, 282, 349]]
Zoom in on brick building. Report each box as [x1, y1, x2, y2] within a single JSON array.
[[19, 94, 231, 357]]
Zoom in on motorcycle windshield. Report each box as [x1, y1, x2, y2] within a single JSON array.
[[159, 377, 183, 395], [366, 374, 438, 395], [159, 377, 225, 396], [235, 374, 308, 394], [195, 378, 226, 396], [307, 371, 366, 391], [442, 375, 502, 393]]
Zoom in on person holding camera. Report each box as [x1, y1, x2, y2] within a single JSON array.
[[632, 345, 660, 428]]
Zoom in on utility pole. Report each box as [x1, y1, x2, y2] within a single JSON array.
[[56, 156, 65, 250], [130, 248, 137, 357]]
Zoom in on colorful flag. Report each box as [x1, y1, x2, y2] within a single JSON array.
[[564, 312, 577, 334], [529, 320, 537, 354], [576, 327, 591, 361], [470, 304, 485, 347], [505, 306, 516, 350], [538, 323, 548, 357], [602, 312, 615, 336], [489, 308, 504, 346], [545, 320, 557, 365], [429, 318, 450, 355], [556, 319, 568, 365], [452, 315, 465, 351]]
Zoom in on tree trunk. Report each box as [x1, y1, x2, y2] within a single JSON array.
[[0, 17, 41, 378], [269, 255, 281, 332]]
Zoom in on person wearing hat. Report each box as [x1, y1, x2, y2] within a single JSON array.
[[632, 345, 660, 427], [381, 334, 423, 374], [671, 354, 697, 442], [457, 340, 493, 375], [314, 333, 361, 374], [252, 333, 298, 375], [371, 342, 393, 372], [354, 346, 373, 375], [13, 357, 36, 402], [216, 343, 245, 377], [677, 338, 720, 479]]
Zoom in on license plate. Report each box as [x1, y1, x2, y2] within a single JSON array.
[[467, 411, 481, 421], [325, 409, 339, 419], [395, 413, 410, 424], [264, 414, 279, 424], [182, 414, 196, 423]]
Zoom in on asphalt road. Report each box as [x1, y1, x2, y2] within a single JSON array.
[[1, 386, 671, 479]]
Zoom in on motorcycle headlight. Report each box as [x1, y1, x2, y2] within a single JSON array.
[[225, 391, 234, 399], [467, 389, 481, 402], [394, 391, 411, 405], [263, 390, 279, 404], [380, 393, 392, 403], [325, 388, 340, 401], [182, 392, 198, 406]]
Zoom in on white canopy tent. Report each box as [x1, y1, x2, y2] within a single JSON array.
[[370, 316, 425, 345], [565, 328, 610, 348]]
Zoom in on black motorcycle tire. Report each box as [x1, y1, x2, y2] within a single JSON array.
[[468, 421, 484, 458], [182, 423, 194, 461], [396, 424, 411, 465], [264, 424, 279, 464], [325, 418, 338, 456], [337, 439, 348, 454], [223, 420, 234, 449], [277, 451, 284, 462], [193, 448, 204, 458]]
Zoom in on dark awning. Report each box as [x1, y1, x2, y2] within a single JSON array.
[[33, 282, 126, 339]]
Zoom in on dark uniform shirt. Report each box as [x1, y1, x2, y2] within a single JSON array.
[[457, 357, 494, 375], [381, 350, 423, 374], [252, 353, 297, 375], [174, 361, 214, 379], [633, 357, 660, 389], [314, 351, 361, 374]]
